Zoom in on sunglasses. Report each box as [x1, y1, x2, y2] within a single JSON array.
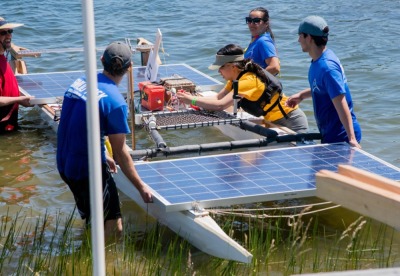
[[245, 17, 263, 24], [0, 29, 13, 36]]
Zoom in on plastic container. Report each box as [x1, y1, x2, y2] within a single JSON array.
[[139, 81, 165, 111]]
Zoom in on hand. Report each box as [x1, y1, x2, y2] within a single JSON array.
[[285, 94, 302, 108], [19, 96, 34, 107], [139, 184, 153, 203], [176, 91, 191, 105], [106, 155, 118, 173], [348, 139, 362, 149]]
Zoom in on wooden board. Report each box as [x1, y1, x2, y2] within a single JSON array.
[[316, 165, 400, 230], [337, 164, 400, 194]]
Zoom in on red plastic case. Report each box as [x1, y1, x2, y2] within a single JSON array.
[[139, 81, 165, 111]]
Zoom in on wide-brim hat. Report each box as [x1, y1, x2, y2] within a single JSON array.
[[208, 54, 244, 70], [0, 17, 24, 30]]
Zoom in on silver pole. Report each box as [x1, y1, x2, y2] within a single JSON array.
[[81, 1, 105, 275]]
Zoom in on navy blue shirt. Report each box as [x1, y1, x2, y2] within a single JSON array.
[[57, 73, 130, 181]]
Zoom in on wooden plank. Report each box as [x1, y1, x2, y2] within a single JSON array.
[[10, 43, 41, 59], [127, 66, 135, 149], [337, 164, 400, 194], [316, 169, 400, 230]]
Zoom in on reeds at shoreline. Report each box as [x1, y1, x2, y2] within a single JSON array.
[[0, 206, 398, 275]]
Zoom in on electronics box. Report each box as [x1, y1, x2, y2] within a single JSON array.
[[160, 75, 196, 93], [139, 81, 165, 111]]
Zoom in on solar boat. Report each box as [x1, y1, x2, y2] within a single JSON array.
[[17, 61, 400, 263]]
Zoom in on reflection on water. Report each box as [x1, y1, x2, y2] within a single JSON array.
[[0, 109, 74, 216], [0, 185, 37, 205]]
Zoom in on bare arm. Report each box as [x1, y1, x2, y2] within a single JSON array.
[[177, 86, 233, 111], [108, 133, 153, 203], [285, 88, 312, 108], [332, 95, 361, 148], [0, 96, 33, 107], [265, 56, 280, 76]]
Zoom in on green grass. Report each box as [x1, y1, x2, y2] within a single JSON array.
[[0, 206, 399, 275]]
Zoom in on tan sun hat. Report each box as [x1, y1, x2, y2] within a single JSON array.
[[208, 54, 244, 70], [0, 17, 24, 29]]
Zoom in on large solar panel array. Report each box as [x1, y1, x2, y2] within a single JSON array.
[[134, 143, 400, 212], [17, 64, 221, 98]]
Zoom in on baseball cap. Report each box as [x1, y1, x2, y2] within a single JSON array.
[[298, 15, 329, 37], [103, 41, 132, 69]]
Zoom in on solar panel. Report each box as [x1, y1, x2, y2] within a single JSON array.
[[17, 64, 221, 98], [135, 143, 400, 212]]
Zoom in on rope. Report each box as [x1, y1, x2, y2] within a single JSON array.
[[206, 201, 341, 219]]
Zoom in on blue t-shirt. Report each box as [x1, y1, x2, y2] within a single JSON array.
[[308, 49, 361, 143], [244, 32, 277, 69], [57, 73, 130, 181]]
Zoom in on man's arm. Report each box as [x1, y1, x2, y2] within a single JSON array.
[[108, 133, 153, 203], [285, 88, 311, 108], [0, 95, 33, 107], [332, 95, 361, 148]]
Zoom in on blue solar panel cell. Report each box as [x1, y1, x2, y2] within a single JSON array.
[[133, 143, 400, 212], [266, 185, 291, 193], [162, 193, 193, 204], [18, 64, 221, 99]]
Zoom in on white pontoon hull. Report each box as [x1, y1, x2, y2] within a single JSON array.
[[113, 169, 253, 263]]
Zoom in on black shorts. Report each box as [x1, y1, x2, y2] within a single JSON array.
[[60, 164, 122, 223]]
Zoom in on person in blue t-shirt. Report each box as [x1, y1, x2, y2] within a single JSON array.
[[244, 7, 280, 75], [286, 16, 361, 148], [57, 41, 153, 241]]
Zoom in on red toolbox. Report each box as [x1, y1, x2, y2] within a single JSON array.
[[139, 81, 165, 111]]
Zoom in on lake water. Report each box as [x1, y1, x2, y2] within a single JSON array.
[[1, 0, 400, 270]]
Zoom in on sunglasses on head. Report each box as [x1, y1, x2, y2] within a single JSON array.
[[0, 29, 13, 36], [245, 17, 263, 24]]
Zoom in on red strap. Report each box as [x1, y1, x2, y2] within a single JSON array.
[[0, 103, 18, 123]]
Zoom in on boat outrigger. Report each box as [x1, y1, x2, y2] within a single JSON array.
[[12, 36, 400, 264]]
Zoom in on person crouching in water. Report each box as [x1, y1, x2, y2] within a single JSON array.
[[177, 44, 308, 134]]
